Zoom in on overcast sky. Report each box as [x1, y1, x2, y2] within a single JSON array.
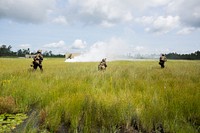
[[0, 0, 200, 55]]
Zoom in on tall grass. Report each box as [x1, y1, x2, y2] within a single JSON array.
[[0, 58, 199, 132]]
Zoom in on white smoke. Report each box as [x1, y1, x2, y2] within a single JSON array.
[[65, 38, 130, 62]]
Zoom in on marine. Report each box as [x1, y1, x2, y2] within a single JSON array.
[[98, 58, 107, 71], [159, 54, 167, 68], [31, 50, 43, 71]]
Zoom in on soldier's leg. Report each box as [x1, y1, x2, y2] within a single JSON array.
[[161, 62, 164, 68], [162, 62, 165, 68], [33, 64, 38, 70], [39, 64, 43, 71], [32, 61, 37, 70]]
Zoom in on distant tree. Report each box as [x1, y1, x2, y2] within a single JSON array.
[[43, 51, 50, 56], [43, 51, 54, 57], [0, 45, 13, 56], [27, 48, 30, 54], [23, 48, 30, 54], [49, 51, 53, 56], [17, 49, 23, 56], [166, 50, 200, 60], [16, 48, 30, 57]]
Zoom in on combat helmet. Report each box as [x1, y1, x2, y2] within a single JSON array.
[[37, 50, 42, 53]]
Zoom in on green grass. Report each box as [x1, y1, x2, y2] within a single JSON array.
[[0, 58, 199, 132]]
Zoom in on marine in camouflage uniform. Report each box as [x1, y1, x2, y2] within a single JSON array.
[[159, 54, 167, 68], [32, 50, 43, 71], [98, 58, 107, 71]]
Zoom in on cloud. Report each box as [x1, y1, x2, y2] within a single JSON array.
[[18, 44, 31, 49], [65, 0, 200, 32], [0, 0, 56, 23], [65, 0, 173, 25], [65, 0, 136, 25], [136, 15, 180, 34], [52, 16, 68, 25], [100, 20, 115, 28], [177, 27, 196, 35], [42, 40, 67, 54], [134, 46, 145, 51], [71, 39, 87, 49], [2, 0, 198, 30], [1, 0, 200, 37], [43, 40, 65, 48], [167, 0, 200, 27]]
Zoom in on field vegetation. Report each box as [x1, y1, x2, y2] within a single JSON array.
[[0, 58, 199, 132]]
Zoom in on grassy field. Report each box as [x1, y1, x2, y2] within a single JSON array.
[[0, 58, 199, 133]]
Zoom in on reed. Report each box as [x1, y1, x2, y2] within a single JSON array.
[[0, 58, 199, 132]]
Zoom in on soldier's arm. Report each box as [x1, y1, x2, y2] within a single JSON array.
[[39, 54, 43, 60]]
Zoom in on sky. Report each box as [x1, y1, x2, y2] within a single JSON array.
[[0, 0, 200, 59]]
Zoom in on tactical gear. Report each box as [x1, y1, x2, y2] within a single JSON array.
[[159, 54, 167, 68], [37, 50, 42, 53], [98, 58, 107, 71], [31, 51, 43, 71]]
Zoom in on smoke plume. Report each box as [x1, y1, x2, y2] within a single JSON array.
[[65, 38, 130, 62]]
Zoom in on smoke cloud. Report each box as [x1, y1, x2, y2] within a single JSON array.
[[65, 38, 130, 62]]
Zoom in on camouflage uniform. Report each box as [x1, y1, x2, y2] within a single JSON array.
[[32, 50, 43, 71], [98, 58, 107, 71], [159, 54, 167, 68], [67, 53, 72, 59]]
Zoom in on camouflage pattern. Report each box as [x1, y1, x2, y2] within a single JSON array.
[[98, 58, 107, 71], [67, 53, 72, 59], [159, 54, 167, 68], [31, 50, 43, 71]]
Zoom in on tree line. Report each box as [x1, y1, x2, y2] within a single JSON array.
[[1, 44, 200, 59], [166, 51, 200, 60], [0, 45, 64, 57]]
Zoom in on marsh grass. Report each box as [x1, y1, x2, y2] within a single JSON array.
[[0, 58, 199, 132]]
